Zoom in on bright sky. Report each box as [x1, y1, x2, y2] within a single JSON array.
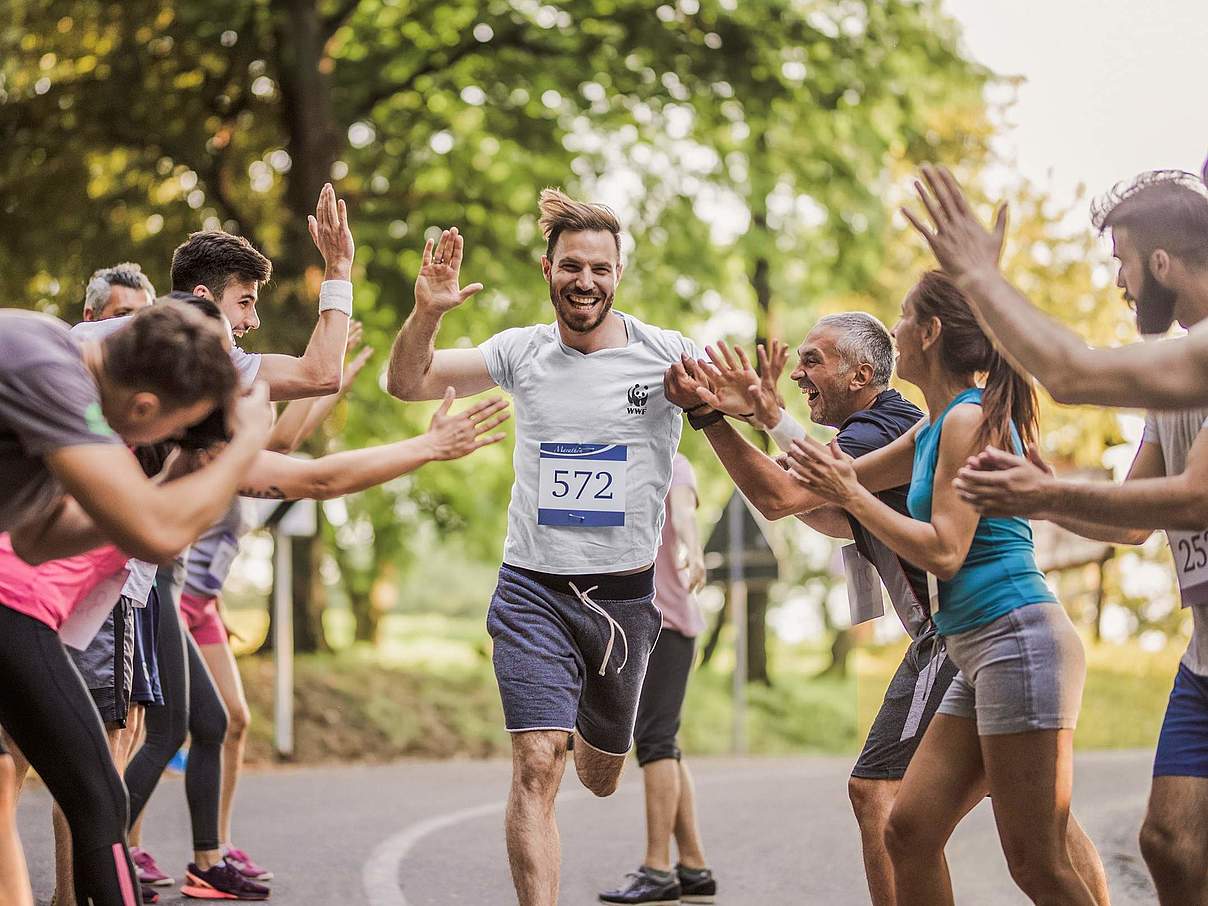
[[944, 0, 1207, 213]]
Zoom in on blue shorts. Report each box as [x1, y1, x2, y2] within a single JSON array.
[[1154, 663, 1208, 779], [130, 586, 164, 707], [487, 563, 662, 756]]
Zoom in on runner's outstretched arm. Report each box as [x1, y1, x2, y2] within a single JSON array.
[[256, 183, 355, 400], [11, 384, 275, 563], [904, 164, 1208, 408], [386, 228, 496, 401], [237, 389, 509, 500], [956, 431, 1208, 531]]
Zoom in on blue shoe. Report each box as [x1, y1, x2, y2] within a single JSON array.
[[166, 747, 189, 774]]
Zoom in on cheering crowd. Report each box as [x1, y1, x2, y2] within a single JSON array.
[[1, 160, 1207, 906]]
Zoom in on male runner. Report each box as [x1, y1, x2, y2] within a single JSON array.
[[952, 178, 1208, 905], [902, 164, 1208, 409], [386, 189, 703, 906], [664, 316, 965, 905]]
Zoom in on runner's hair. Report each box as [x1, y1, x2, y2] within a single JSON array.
[[1092, 170, 1208, 266], [815, 312, 895, 388], [538, 187, 622, 261], [909, 270, 1038, 451], [170, 230, 272, 296], [102, 301, 237, 409], [84, 262, 156, 315]]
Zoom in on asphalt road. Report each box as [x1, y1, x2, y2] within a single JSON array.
[[16, 751, 1158, 905]]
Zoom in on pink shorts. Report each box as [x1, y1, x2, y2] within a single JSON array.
[[179, 592, 228, 647]]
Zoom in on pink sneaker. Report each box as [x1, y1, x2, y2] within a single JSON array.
[[222, 845, 273, 881], [131, 846, 174, 887]]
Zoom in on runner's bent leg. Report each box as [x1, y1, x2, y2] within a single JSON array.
[[640, 759, 679, 871], [184, 633, 227, 865], [1067, 813, 1111, 906], [981, 728, 1097, 905], [199, 638, 250, 847], [0, 753, 32, 906], [506, 730, 567, 906], [1139, 776, 1208, 904], [53, 725, 125, 906], [848, 777, 901, 906], [885, 714, 987, 906]]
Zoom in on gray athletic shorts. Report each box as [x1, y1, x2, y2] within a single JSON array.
[[937, 601, 1085, 735], [69, 595, 136, 727], [488, 563, 662, 756]]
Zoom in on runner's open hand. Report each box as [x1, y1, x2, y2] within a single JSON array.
[[308, 183, 354, 281], [785, 436, 861, 507], [663, 356, 715, 413], [751, 340, 790, 430], [953, 444, 1055, 517], [415, 228, 483, 315], [901, 165, 1008, 283], [424, 387, 510, 461]]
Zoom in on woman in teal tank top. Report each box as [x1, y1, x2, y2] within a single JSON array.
[[788, 272, 1102, 905]]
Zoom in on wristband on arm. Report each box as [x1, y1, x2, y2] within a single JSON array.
[[767, 410, 807, 451], [318, 279, 354, 317], [687, 408, 726, 430]]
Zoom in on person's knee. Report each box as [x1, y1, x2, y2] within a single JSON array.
[[999, 835, 1070, 898], [884, 801, 940, 864], [191, 701, 229, 747], [574, 746, 624, 798], [848, 776, 893, 830], [225, 701, 250, 741], [1139, 813, 1196, 880], [512, 737, 565, 801]]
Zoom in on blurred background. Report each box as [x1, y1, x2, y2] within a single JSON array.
[[3, 0, 1205, 765]]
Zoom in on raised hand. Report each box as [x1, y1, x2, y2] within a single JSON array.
[[690, 341, 762, 418], [424, 387, 510, 460], [901, 164, 1007, 282], [751, 339, 790, 430], [663, 355, 715, 412], [308, 183, 354, 280], [415, 227, 484, 315], [952, 444, 1056, 517], [785, 436, 861, 506]]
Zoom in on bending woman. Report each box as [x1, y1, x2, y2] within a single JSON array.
[[787, 271, 1104, 905]]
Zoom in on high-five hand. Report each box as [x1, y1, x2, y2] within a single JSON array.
[[415, 228, 484, 315], [901, 164, 1007, 283], [785, 436, 861, 507], [308, 183, 354, 281], [424, 387, 510, 460], [952, 444, 1056, 517], [691, 341, 761, 418]]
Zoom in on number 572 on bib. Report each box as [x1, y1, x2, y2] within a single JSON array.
[[537, 443, 628, 527]]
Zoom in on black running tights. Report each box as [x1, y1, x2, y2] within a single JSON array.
[[0, 605, 139, 906], [124, 572, 227, 851]]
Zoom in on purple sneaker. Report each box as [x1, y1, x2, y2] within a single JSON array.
[[181, 860, 270, 900], [222, 845, 273, 881], [130, 847, 174, 887]]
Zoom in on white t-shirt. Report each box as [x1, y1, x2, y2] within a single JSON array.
[[1143, 407, 1208, 676], [479, 312, 701, 574]]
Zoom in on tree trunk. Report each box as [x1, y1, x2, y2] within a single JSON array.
[[699, 596, 728, 668], [290, 534, 329, 653], [746, 586, 770, 685]]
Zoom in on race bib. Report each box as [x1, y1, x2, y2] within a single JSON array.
[[537, 443, 627, 527], [842, 544, 885, 625], [1170, 528, 1208, 607], [203, 533, 240, 592]]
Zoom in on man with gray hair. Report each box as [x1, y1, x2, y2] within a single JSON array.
[[663, 313, 958, 906], [83, 262, 156, 321]]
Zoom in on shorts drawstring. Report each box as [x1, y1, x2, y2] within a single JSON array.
[[569, 582, 629, 676]]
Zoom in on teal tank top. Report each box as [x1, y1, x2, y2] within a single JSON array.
[[906, 387, 1055, 635]]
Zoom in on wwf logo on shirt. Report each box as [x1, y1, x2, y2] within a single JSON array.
[[626, 383, 649, 415]]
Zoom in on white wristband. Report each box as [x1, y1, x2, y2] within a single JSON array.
[[318, 280, 353, 317], [768, 410, 807, 452]]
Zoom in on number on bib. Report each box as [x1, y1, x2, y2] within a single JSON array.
[[1171, 528, 1208, 608], [537, 443, 628, 527]]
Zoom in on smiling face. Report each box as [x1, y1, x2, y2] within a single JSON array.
[[193, 279, 261, 338], [541, 230, 622, 334], [788, 325, 859, 428]]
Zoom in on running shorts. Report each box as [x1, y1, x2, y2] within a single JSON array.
[[1153, 663, 1208, 779], [634, 628, 695, 766]]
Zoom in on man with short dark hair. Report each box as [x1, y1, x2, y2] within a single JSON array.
[[386, 189, 705, 906]]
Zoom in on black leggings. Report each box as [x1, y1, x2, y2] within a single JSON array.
[[124, 573, 227, 851], [0, 606, 139, 906]]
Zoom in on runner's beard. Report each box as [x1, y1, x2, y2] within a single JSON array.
[[551, 286, 615, 334], [1135, 264, 1177, 335]]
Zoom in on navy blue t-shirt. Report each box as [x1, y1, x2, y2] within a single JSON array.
[[833, 389, 928, 606]]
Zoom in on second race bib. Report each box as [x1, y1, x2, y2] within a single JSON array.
[[537, 443, 628, 527], [1170, 528, 1208, 607]]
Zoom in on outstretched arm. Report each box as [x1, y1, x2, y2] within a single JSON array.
[[237, 390, 509, 501], [13, 385, 275, 563], [788, 406, 982, 579], [903, 164, 1208, 408], [257, 184, 355, 400], [386, 228, 496, 401]]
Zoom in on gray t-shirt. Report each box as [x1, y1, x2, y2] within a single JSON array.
[[1143, 407, 1208, 676], [70, 317, 262, 387], [478, 311, 701, 573], [0, 311, 123, 532]]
